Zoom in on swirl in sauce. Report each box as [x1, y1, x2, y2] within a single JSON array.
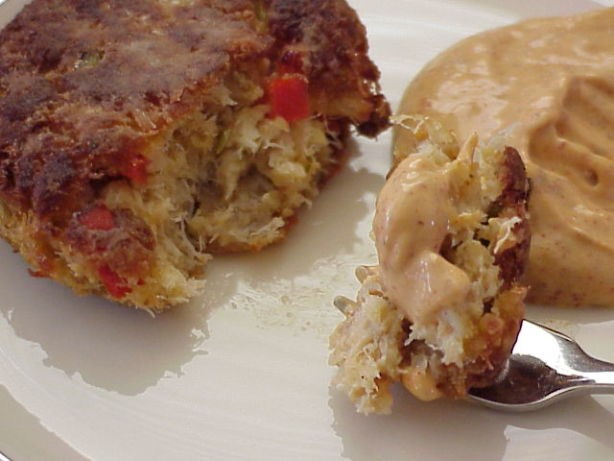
[[396, 8, 614, 307]]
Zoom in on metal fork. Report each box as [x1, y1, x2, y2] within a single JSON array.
[[468, 320, 614, 411]]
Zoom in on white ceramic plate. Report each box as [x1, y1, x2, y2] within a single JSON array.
[[1, 1, 613, 460]]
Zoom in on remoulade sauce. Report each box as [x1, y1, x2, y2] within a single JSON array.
[[374, 145, 473, 324], [396, 8, 614, 307]]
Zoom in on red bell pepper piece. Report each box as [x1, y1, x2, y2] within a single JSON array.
[[80, 206, 115, 231], [120, 154, 149, 185], [267, 75, 310, 122], [98, 265, 131, 298]]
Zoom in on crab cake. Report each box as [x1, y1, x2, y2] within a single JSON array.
[[329, 117, 530, 414], [0, 0, 390, 310]]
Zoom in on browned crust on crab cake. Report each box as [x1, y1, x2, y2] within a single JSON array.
[[491, 147, 532, 288], [329, 118, 530, 414], [266, 0, 389, 135], [0, 0, 390, 309]]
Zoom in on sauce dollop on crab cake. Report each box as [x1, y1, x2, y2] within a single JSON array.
[[330, 117, 530, 413]]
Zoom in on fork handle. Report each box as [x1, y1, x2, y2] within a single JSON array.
[[582, 371, 614, 393], [578, 355, 614, 393]]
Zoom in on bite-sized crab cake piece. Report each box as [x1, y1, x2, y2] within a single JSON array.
[[329, 116, 530, 414], [0, 0, 390, 310]]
